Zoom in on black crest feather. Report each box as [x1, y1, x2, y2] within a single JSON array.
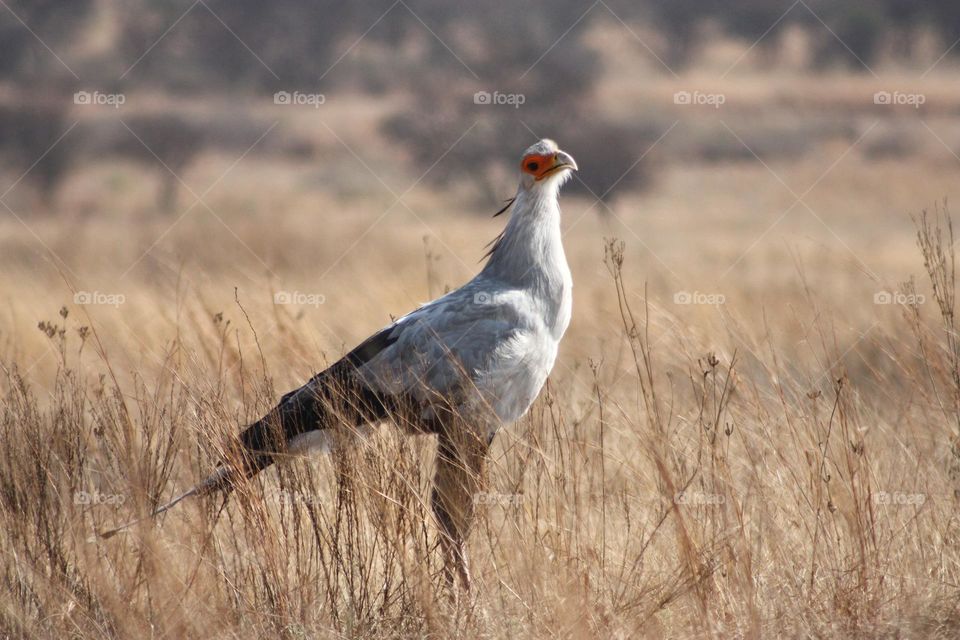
[[482, 197, 515, 261], [493, 197, 515, 217]]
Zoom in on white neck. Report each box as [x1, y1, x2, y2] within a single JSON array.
[[480, 183, 572, 337]]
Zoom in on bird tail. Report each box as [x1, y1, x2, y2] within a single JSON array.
[[97, 358, 396, 540], [97, 371, 334, 540], [97, 464, 235, 539]]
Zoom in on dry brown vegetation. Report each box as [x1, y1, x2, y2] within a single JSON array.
[[4, 195, 960, 636]]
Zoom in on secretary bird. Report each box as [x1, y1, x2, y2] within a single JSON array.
[[101, 138, 577, 589]]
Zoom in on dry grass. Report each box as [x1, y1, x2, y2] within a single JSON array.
[[4, 195, 960, 636]]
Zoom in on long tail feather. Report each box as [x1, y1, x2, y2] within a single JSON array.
[[97, 465, 234, 539], [97, 346, 399, 541]]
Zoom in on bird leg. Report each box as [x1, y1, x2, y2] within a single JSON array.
[[432, 426, 489, 591]]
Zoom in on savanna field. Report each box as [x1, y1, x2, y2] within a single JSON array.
[[5, 4, 960, 638]]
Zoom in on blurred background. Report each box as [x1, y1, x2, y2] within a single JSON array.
[[1, 0, 959, 387]]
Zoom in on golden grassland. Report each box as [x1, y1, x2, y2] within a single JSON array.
[[4, 67, 960, 637]]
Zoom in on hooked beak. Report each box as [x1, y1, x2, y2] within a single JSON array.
[[537, 150, 578, 180]]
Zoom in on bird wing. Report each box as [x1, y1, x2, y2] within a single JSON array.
[[356, 277, 542, 425]]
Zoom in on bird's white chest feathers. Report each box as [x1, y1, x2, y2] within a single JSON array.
[[477, 255, 572, 426], [482, 333, 560, 425]]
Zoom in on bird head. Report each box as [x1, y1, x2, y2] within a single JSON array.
[[518, 139, 577, 192]]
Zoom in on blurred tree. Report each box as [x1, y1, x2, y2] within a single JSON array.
[[716, 0, 797, 68], [643, 0, 721, 69], [0, 101, 70, 207], [113, 0, 396, 91], [927, 1, 960, 60], [72, 111, 274, 213], [0, 0, 92, 83], [0, 1, 91, 209], [803, 1, 887, 70]]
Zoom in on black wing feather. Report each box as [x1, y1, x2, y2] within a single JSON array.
[[236, 325, 402, 475]]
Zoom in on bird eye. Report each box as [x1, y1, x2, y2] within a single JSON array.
[[526, 161, 539, 172]]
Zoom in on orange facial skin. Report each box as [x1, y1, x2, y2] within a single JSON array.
[[520, 153, 560, 180]]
